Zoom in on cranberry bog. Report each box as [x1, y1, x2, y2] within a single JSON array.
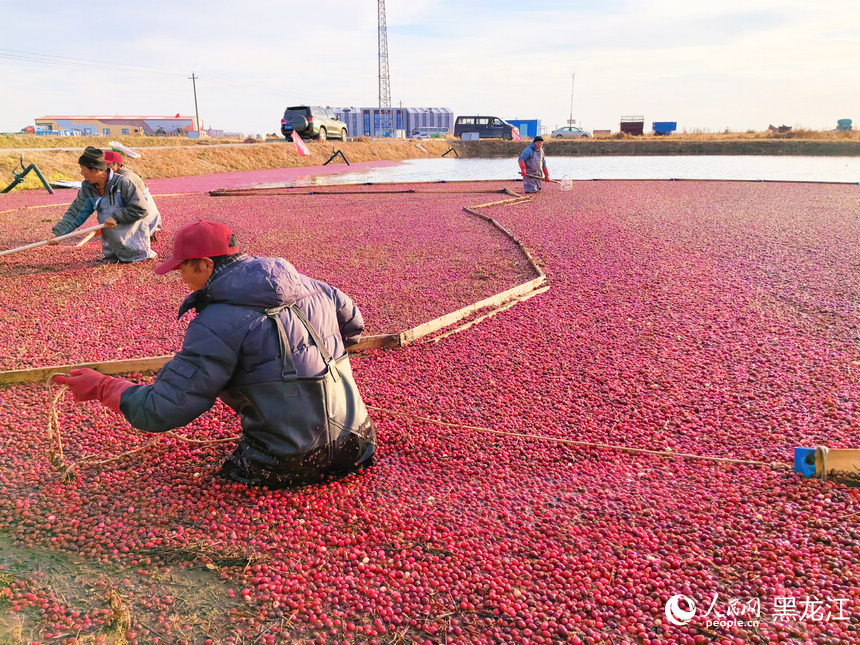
[[1, 178, 859, 644]]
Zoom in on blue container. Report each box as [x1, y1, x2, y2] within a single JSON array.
[[794, 447, 817, 477], [507, 119, 539, 139], [652, 121, 677, 135]]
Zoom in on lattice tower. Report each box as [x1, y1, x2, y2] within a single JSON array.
[[377, 0, 393, 137]]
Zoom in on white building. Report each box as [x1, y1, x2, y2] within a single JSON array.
[[332, 107, 453, 138]]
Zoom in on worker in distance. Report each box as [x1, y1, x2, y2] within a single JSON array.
[[518, 135, 550, 194]]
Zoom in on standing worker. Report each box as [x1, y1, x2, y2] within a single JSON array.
[[51, 147, 156, 263], [518, 135, 550, 194], [53, 220, 376, 488], [104, 150, 162, 242]]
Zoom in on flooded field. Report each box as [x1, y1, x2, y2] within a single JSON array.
[[1, 177, 859, 644]]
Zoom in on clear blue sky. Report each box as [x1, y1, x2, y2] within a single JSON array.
[[1, 0, 857, 135]]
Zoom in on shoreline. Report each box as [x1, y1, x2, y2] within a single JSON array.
[[457, 138, 860, 157], [2, 137, 859, 192]]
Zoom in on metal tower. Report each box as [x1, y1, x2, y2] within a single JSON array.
[[377, 0, 393, 137]]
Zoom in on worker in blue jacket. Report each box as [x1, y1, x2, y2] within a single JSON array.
[[53, 220, 376, 487], [518, 135, 550, 194]]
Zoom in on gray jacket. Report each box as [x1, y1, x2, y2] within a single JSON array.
[[118, 168, 162, 235], [53, 170, 155, 262], [518, 142, 546, 175]]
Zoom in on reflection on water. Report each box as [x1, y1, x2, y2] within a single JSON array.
[[286, 156, 860, 186]]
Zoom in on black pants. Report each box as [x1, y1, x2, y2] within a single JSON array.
[[219, 425, 376, 489]]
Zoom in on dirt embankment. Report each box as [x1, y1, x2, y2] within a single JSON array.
[[461, 138, 860, 158], [1, 133, 859, 190]]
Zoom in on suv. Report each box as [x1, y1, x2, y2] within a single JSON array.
[[281, 106, 347, 141]]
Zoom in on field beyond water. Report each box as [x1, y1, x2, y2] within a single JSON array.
[[0, 173, 859, 644], [1, 129, 859, 192]]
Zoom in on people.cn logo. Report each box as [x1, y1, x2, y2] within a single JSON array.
[[665, 595, 697, 626]]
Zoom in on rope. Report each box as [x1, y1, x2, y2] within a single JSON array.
[[46, 376, 237, 481], [46, 383, 66, 469], [366, 405, 783, 469], [32, 181, 784, 480], [44, 385, 784, 483], [0, 192, 194, 216]]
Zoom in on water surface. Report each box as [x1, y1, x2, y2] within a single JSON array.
[[298, 156, 860, 186]]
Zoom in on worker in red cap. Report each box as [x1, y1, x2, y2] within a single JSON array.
[[517, 136, 550, 194], [103, 150, 162, 242], [54, 220, 376, 487]]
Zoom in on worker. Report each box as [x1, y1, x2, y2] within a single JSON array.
[[51, 146, 156, 263], [103, 150, 162, 242], [53, 220, 376, 488], [518, 135, 550, 194]]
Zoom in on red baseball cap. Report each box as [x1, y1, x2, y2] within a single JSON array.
[[103, 150, 123, 164], [154, 220, 240, 275]]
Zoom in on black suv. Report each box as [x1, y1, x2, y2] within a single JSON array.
[[281, 106, 348, 141]]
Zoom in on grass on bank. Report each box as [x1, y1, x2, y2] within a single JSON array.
[[0, 137, 454, 191], [3, 128, 859, 151]]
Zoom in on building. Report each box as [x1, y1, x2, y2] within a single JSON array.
[[332, 107, 453, 138], [506, 119, 541, 139], [34, 115, 200, 137]]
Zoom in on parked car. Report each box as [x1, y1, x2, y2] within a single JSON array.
[[454, 116, 517, 140], [281, 106, 347, 141], [551, 126, 591, 139]]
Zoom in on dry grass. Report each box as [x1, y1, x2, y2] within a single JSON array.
[[0, 134, 249, 149], [0, 137, 455, 190]]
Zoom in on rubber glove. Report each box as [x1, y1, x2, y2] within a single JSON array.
[[543, 168, 550, 181], [519, 161, 527, 178], [52, 368, 133, 415]]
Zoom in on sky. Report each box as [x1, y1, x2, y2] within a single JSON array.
[[1, 0, 857, 136]]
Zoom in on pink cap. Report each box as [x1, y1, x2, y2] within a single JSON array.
[[154, 220, 240, 275], [103, 150, 123, 165]]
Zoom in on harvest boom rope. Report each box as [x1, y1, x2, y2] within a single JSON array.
[[0, 185, 547, 385], [6, 185, 795, 478], [0, 192, 199, 216], [365, 406, 784, 469], [7, 185, 549, 478]]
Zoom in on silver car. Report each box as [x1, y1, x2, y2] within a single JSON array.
[[551, 126, 591, 139]]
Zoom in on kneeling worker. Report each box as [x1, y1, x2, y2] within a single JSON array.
[[51, 146, 155, 263], [103, 150, 162, 241], [54, 220, 376, 487]]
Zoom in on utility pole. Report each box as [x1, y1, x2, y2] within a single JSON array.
[[377, 0, 392, 137], [568, 72, 575, 125], [188, 72, 201, 134]]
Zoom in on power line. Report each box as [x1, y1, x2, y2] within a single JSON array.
[[0, 48, 293, 99], [0, 48, 185, 77]]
